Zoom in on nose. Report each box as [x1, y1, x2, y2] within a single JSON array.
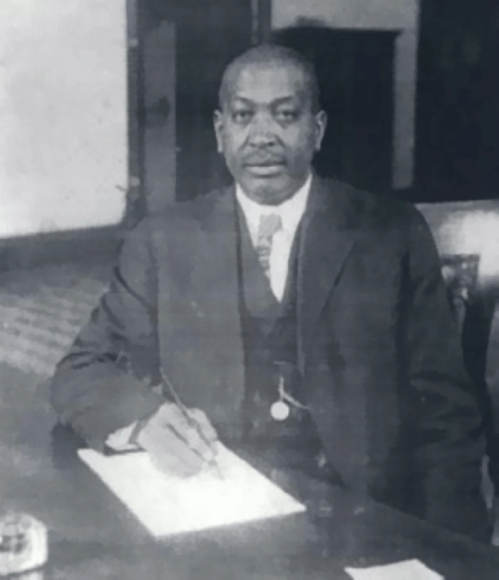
[[247, 111, 277, 147]]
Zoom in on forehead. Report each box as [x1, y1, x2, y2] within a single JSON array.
[[225, 61, 310, 105]]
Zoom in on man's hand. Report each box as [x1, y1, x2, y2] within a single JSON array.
[[135, 402, 219, 477]]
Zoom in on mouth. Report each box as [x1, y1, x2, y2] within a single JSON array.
[[244, 161, 285, 176]]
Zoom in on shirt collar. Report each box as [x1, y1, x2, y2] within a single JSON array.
[[235, 173, 312, 241]]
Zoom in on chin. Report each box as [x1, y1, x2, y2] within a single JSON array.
[[248, 190, 290, 206], [242, 179, 297, 206]]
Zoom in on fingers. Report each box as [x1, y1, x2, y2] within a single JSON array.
[[157, 403, 218, 460], [137, 413, 204, 477], [189, 408, 219, 447], [136, 403, 218, 477], [146, 427, 204, 478]]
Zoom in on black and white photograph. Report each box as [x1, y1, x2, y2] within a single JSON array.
[[0, 1, 498, 578]]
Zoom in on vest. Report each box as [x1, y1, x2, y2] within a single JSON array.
[[235, 209, 330, 480]]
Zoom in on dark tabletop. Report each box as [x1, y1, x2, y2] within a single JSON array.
[[1, 364, 499, 580]]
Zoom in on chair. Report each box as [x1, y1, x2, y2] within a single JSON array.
[[419, 202, 499, 497], [439, 254, 497, 496]]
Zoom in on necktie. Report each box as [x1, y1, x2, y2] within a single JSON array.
[[256, 213, 282, 278]]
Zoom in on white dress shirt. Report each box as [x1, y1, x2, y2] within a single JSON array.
[[236, 173, 312, 301]]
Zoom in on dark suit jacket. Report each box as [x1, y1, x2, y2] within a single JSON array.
[[51, 177, 489, 540]]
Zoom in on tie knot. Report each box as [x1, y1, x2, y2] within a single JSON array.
[[257, 213, 282, 241]]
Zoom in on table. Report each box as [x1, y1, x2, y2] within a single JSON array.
[[1, 364, 499, 580]]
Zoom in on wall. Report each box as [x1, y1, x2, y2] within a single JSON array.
[[271, 0, 420, 190], [0, 1, 127, 238]]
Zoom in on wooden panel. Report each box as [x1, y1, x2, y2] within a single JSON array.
[[415, 0, 499, 200], [142, 20, 176, 213], [272, 0, 419, 30]]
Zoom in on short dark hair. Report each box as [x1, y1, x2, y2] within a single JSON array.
[[218, 44, 321, 113]]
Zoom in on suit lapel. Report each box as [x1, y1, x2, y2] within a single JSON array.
[[297, 177, 358, 367], [157, 188, 245, 432], [190, 186, 240, 319], [297, 178, 370, 492]]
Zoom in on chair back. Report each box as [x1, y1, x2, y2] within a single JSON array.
[[419, 201, 499, 493]]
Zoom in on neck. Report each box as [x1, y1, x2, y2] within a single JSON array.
[[237, 173, 312, 207]]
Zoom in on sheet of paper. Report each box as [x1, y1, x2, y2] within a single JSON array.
[[345, 559, 444, 580], [78, 444, 306, 537]]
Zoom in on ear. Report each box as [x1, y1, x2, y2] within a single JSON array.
[[213, 110, 224, 154], [313, 110, 327, 152]]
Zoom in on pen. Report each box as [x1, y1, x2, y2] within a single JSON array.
[[103, 445, 145, 457], [159, 367, 223, 478]]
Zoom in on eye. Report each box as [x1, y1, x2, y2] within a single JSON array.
[[275, 109, 299, 124], [232, 109, 252, 124]]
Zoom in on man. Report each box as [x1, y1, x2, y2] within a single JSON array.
[[51, 45, 489, 541]]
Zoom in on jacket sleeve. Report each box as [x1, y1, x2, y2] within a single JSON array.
[[50, 219, 164, 451], [406, 208, 490, 541]]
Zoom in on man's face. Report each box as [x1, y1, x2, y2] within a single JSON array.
[[214, 61, 327, 205]]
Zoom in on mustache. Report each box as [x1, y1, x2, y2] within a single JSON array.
[[242, 155, 286, 166]]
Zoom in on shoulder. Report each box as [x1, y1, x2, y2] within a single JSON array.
[[319, 178, 429, 236], [126, 186, 232, 240]]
